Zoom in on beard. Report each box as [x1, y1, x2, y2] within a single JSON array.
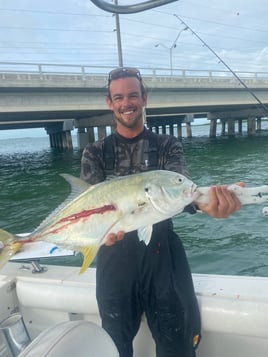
[[114, 111, 144, 129]]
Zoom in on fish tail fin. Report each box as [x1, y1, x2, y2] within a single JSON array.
[[79, 245, 99, 274], [0, 229, 23, 270]]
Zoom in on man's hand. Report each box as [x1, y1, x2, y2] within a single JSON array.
[[196, 183, 245, 218], [105, 230, 125, 246]]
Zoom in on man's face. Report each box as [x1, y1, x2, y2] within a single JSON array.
[[106, 77, 147, 130]]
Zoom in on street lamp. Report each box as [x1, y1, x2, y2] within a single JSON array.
[[155, 27, 187, 75], [114, 0, 123, 66]]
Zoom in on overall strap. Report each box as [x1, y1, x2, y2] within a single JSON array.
[[103, 134, 115, 172], [103, 130, 159, 173], [145, 132, 159, 169]]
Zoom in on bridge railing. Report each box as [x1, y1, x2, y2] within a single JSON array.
[[0, 61, 268, 80]]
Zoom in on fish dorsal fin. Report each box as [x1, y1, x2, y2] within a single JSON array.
[[79, 245, 99, 274], [137, 226, 153, 245], [34, 174, 90, 232], [60, 174, 91, 198]]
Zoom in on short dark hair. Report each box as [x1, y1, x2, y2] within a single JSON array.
[[107, 67, 147, 99]]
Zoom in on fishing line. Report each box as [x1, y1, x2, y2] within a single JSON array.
[[174, 14, 268, 116], [90, 1, 268, 116]]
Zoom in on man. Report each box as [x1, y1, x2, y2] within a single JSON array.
[[80, 67, 242, 357]]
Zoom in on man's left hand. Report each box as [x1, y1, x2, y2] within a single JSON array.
[[196, 183, 245, 218]]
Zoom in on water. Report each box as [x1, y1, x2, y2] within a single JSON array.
[[1, 126, 268, 276]]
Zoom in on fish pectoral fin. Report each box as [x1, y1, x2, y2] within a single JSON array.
[[79, 245, 99, 274], [137, 226, 153, 245]]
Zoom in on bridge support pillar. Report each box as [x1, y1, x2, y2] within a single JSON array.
[[227, 119, 235, 137], [184, 114, 193, 138], [209, 119, 217, 137], [75, 114, 115, 149], [148, 125, 159, 134], [45, 120, 73, 149], [186, 123, 192, 137], [97, 126, 107, 141], [169, 124, 174, 136], [238, 119, 243, 134], [176, 123, 182, 138], [87, 127, 95, 143], [257, 117, 262, 131], [247, 117, 256, 136], [77, 128, 89, 150], [221, 120, 226, 135], [147, 115, 186, 138]]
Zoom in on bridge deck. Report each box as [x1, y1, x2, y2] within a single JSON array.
[[0, 62, 268, 147]]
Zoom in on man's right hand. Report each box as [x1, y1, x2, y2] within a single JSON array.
[[105, 231, 125, 246]]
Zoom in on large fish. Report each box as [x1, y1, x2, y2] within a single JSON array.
[[1, 170, 268, 273]]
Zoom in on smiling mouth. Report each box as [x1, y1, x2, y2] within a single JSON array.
[[120, 108, 135, 115], [123, 110, 134, 114]]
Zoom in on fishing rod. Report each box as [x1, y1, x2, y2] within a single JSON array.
[[90, 1, 267, 115], [173, 14, 268, 116], [90, 0, 178, 14]]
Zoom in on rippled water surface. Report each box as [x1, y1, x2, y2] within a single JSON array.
[[1, 127, 268, 276]]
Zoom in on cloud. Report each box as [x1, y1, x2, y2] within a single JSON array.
[[0, 0, 267, 74]]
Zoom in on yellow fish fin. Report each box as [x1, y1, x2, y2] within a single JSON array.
[[79, 245, 99, 274], [0, 229, 23, 270]]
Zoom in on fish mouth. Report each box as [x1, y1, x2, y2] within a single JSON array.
[[190, 183, 200, 201]]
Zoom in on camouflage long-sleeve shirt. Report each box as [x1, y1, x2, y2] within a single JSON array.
[[80, 127, 190, 185]]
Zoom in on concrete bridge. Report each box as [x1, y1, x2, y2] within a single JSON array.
[[0, 62, 268, 148]]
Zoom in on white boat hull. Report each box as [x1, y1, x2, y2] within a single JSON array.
[[1, 261, 268, 356]]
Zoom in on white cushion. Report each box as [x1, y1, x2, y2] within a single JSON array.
[[18, 320, 119, 357]]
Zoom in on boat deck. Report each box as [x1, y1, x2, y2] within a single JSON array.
[[1, 262, 268, 356]]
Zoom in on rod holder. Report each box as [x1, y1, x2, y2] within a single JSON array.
[[0, 314, 31, 356]]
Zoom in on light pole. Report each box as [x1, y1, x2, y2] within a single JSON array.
[[155, 43, 172, 73], [155, 27, 187, 75], [114, 0, 123, 66]]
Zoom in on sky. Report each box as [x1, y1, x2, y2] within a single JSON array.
[[0, 0, 267, 139], [0, 0, 267, 75]]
